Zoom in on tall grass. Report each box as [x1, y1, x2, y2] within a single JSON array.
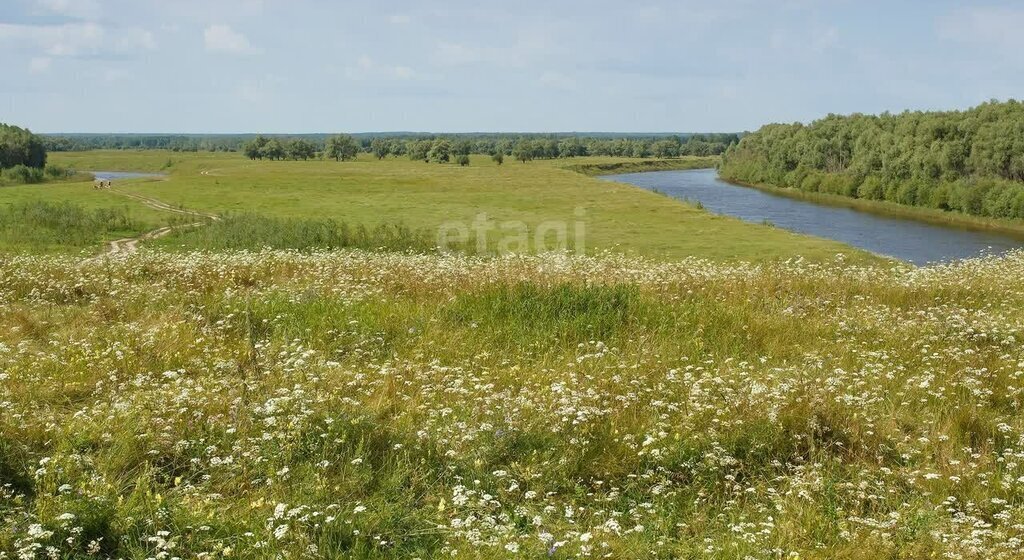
[[0, 200, 139, 251], [0, 164, 87, 186], [566, 156, 719, 176], [3, 250, 1024, 557], [161, 213, 460, 253], [447, 282, 644, 344]]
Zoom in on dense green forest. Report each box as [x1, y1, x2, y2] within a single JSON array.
[[720, 100, 1024, 219], [0, 123, 47, 170], [0, 123, 84, 185], [46, 132, 739, 160]]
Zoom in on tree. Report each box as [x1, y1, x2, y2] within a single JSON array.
[[512, 139, 533, 163], [428, 139, 452, 163], [558, 138, 586, 158], [287, 139, 316, 160], [407, 139, 431, 162], [457, 154, 470, 166], [242, 135, 267, 160], [0, 123, 47, 169], [262, 138, 286, 161], [325, 134, 359, 161], [370, 138, 390, 160], [388, 139, 406, 157], [492, 152, 504, 165], [652, 138, 680, 158], [453, 140, 472, 157], [719, 99, 1024, 219]]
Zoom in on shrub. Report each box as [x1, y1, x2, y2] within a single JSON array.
[[896, 180, 920, 206], [163, 213, 455, 253], [44, 165, 73, 179], [857, 176, 884, 200], [1, 164, 44, 184]]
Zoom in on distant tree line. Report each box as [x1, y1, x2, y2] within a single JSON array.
[[396, 133, 737, 163], [720, 100, 1024, 220], [42, 132, 738, 161], [42, 134, 251, 153]]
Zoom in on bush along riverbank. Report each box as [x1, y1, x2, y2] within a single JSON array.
[[566, 156, 719, 176]]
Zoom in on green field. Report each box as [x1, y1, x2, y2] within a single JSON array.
[[2, 249, 1023, 558], [22, 149, 1024, 558], [19, 150, 877, 262]]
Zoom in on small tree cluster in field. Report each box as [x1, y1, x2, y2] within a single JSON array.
[[243, 135, 319, 161], [324, 135, 359, 161]]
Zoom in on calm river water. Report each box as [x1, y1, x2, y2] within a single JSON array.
[[89, 171, 165, 180], [603, 168, 1024, 265]]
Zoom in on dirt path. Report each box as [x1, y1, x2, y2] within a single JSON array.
[[110, 190, 219, 220], [85, 185, 220, 261]]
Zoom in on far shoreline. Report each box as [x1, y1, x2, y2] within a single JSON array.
[[715, 175, 1024, 240]]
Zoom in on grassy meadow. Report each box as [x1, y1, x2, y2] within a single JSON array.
[[7, 149, 1024, 558], [2, 250, 1024, 558], [28, 151, 876, 262]]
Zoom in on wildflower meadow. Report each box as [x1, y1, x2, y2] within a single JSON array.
[[2, 249, 1024, 558]]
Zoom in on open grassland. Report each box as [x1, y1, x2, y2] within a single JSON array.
[[34, 151, 879, 263], [0, 182, 169, 254], [0, 201, 144, 254], [2, 250, 1024, 558]]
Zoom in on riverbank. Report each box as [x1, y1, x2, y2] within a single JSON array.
[[720, 175, 1024, 239], [565, 156, 718, 176], [605, 169, 1023, 264]]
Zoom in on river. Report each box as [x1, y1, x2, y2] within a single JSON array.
[[602, 168, 1024, 265], [89, 171, 166, 181]]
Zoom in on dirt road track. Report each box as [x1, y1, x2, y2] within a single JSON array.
[[84, 186, 219, 262]]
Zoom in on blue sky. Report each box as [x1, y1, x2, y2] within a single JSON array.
[[1, 0, 1021, 133]]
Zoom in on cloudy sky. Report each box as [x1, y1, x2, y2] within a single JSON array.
[[1, 0, 1021, 133]]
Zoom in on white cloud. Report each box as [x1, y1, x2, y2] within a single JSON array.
[[0, 22, 103, 57], [434, 42, 483, 65], [118, 28, 157, 51], [432, 30, 554, 69], [0, 22, 155, 58], [29, 56, 51, 74], [34, 0, 101, 19], [236, 74, 284, 104], [204, 24, 257, 54], [768, 25, 838, 54], [237, 83, 269, 104], [539, 70, 576, 90], [937, 6, 1024, 51], [393, 65, 415, 79], [346, 55, 417, 81], [103, 68, 128, 82]]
